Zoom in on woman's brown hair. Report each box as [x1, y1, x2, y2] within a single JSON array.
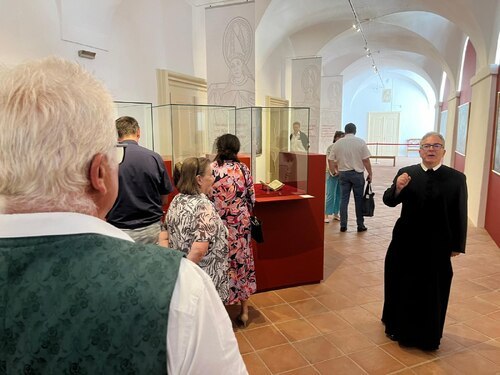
[[173, 157, 211, 195], [214, 134, 240, 166], [333, 131, 344, 143]]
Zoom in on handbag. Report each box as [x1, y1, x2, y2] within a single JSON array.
[[250, 215, 264, 243], [362, 182, 375, 217]]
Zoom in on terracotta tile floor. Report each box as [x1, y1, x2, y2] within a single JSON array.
[[228, 157, 500, 374]]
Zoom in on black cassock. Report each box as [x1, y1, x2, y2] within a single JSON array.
[[382, 164, 467, 350]]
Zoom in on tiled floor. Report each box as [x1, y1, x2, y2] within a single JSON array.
[[228, 157, 500, 374]]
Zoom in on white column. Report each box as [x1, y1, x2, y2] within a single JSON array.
[[463, 64, 499, 227], [443, 92, 460, 167]]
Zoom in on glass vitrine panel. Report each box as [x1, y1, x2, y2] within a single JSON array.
[[236, 107, 310, 195], [114, 101, 154, 149], [152, 104, 236, 165]]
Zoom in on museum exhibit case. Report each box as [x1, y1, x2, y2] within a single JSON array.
[[114, 101, 154, 150], [142, 104, 324, 291], [152, 104, 237, 166], [235, 107, 325, 291], [235, 106, 310, 197], [152, 104, 240, 208]]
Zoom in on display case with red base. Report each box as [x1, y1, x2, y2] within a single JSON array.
[[252, 153, 325, 291]]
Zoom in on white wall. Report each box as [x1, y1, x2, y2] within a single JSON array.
[[0, 0, 199, 105], [342, 73, 436, 155]]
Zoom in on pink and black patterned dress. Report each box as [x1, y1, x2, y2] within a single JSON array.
[[210, 161, 256, 304]]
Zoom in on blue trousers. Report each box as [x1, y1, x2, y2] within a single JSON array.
[[339, 170, 365, 228], [325, 173, 341, 215]]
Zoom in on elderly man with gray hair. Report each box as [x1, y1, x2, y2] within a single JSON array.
[[382, 131, 467, 351], [0, 57, 247, 374]]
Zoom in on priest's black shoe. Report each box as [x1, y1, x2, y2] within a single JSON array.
[[340, 227, 347, 232], [386, 333, 397, 341], [357, 225, 367, 232]]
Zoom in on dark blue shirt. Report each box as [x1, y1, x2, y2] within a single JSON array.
[[107, 140, 172, 229]]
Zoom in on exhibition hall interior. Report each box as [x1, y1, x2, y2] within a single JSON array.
[[2, 0, 500, 373]]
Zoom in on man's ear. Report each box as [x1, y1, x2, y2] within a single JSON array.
[[89, 153, 108, 194]]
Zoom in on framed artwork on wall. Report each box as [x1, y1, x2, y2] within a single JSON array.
[[439, 110, 448, 136], [493, 93, 500, 175], [456, 102, 470, 156]]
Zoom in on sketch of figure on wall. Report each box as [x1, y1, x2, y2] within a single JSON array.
[[208, 16, 255, 108], [299, 64, 321, 106], [292, 62, 321, 152], [319, 76, 343, 153], [327, 80, 342, 109]]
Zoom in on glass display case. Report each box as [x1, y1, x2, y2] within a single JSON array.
[[114, 101, 154, 150], [236, 107, 310, 196], [152, 104, 236, 165]]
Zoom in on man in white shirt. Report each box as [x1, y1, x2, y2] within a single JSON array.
[[0, 57, 247, 374], [328, 123, 373, 232]]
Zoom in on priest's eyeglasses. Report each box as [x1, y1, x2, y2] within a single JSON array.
[[420, 143, 443, 151], [115, 144, 127, 164]]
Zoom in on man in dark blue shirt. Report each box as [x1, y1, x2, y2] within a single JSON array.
[[107, 116, 173, 243]]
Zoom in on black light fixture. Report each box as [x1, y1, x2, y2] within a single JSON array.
[[347, 0, 384, 86]]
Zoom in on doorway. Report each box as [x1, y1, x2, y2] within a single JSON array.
[[367, 112, 400, 156]]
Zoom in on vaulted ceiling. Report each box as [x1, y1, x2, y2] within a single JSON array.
[[191, 0, 499, 97]]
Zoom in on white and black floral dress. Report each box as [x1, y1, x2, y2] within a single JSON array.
[[166, 193, 229, 303]]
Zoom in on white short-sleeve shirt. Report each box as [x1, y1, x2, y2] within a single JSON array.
[[328, 134, 371, 173]]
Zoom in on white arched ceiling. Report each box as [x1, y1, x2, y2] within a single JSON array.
[[254, 0, 498, 104], [343, 61, 437, 109], [345, 70, 436, 114], [342, 54, 439, 94], [318, 22, 454, 81]]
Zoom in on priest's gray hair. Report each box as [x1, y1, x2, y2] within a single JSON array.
[[0, 57, 117, 215], [420, 132, 445, 147]]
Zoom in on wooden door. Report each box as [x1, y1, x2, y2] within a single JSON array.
[[156, 70, 208, 161]]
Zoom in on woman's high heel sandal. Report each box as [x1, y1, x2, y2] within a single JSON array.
[[236, 313, 248, 328]]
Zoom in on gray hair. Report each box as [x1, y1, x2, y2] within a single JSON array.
[[0, 57, 117, 214], [420, 131, 445, 147]]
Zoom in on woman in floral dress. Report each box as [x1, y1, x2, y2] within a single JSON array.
[[166, 157, 229, 303], [211, 134, 256, 327]]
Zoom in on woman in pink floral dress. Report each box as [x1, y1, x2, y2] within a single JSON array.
[[211, 134, 256, 327]]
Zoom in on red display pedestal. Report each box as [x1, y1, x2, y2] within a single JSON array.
[[252, 153, 325, 292]]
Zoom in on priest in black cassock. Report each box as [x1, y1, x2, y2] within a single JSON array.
[[382, 131, 467, 351]]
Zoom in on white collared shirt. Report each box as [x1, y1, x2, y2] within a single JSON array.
[[328, 134, 371, 173], [421, 163, 442, 172], [291, 132, 307, 152], [0, 212, 248, 375]]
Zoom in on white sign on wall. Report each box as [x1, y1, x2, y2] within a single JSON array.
[[291, 57, 322, 153], [320, 75, 343, 154], [206, 2, 256, 157], [206, 2, 255, 108]]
